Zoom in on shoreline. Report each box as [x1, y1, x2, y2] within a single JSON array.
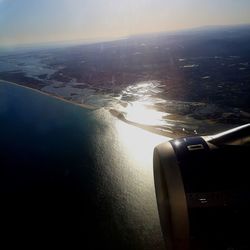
[[0, 79, 177, 138], [0, 79, 98, 111]]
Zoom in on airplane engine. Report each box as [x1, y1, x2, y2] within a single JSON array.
[[154, 124, 250, 250]]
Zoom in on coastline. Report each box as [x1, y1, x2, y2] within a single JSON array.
[[0, 79, 98, 111], [0, 79, 178, 138]]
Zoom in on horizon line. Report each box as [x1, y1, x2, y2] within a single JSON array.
[[1, 22, 250, 51]]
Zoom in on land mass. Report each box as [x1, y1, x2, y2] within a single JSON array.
[[1, 25, 250, 135]]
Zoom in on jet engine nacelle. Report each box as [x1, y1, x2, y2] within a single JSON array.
[[154, 124, 250, 250]]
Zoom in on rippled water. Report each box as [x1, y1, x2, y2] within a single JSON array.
[[0, 81, 167, 249]]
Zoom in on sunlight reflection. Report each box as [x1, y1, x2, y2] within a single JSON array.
[[123, 102, 167, 126], [115, 117, 168, 169], [93, 110, 169, 247], [116, 81, 170, 127]]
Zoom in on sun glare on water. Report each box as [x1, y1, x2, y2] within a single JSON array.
[[116, 81, 169, 127], [111, 82, 171, 168], [124, 102, 166, 126], [115, 116, 168, 170]]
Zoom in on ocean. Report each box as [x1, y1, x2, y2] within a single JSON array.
[[0, 81, 167, 249]]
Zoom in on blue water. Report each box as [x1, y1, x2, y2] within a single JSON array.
[[0, 82, 166, 249]]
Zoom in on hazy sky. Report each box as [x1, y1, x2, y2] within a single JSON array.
[[1, 0, 250, 46]]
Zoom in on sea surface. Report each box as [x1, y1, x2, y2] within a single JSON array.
[[0, 82, 167, 249]]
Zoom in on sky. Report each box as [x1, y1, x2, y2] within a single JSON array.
[[0, 0, 250, 47]]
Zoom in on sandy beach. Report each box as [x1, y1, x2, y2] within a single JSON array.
[[0, 79, 97, 111]]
